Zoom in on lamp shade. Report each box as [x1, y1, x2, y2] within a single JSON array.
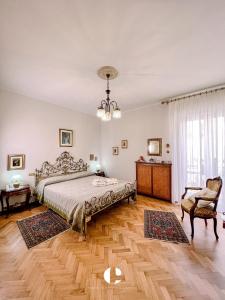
[[102, 111, 111, 121], [112, 108, 121, 119], [96, 163, 101, 172], [11, 174, 23, 188], [97, 106, 105, 118]]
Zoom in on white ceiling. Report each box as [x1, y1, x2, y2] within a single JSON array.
[[1, 0, 225, 115]]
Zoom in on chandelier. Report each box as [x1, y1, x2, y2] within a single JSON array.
[[96, 66, 121, 121]]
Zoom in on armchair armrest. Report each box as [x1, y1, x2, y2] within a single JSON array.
[[185, 187, 202, 191], [182, 187, 202, 199], [195, 196, 217, 202]]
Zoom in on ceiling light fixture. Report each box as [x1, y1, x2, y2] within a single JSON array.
[[96, 66, 121, 121]]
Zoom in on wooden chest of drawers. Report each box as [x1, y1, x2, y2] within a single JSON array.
[[136, 161, 172, 201]]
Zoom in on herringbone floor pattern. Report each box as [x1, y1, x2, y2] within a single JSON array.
[[1, 196, 225, 300]]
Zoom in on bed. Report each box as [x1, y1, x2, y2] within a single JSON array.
[[34, 152, 136, 236]]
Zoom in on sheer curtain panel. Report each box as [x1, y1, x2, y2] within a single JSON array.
[[169, 91, 225, 211]]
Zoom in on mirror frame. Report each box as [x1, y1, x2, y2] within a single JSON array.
[[147, 138, 162, 156]]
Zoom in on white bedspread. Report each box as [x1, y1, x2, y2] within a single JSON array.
[[35, 172, 135, 233]]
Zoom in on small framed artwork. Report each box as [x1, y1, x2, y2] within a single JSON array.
[[121, 139, 128, 149], [147, 138, 162, 156], [59, 129, 73, 147], [112, 147, 119, 155], [166, 143, 170, 154], [7, 154, 25, 170], [90, 154, 95, 161]]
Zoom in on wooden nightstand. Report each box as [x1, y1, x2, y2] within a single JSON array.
[[95, 171, 105, 177], [0, 185, 31, 217]]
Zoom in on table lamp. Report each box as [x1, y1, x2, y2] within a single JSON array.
[[96, 163, 101, 173], [11, 174, 23, 188]]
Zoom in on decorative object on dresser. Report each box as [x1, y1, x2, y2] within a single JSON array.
[[7, 154, 25, 170], [59, 129, 73, 147], [112, 147, 119, 155], [137, 155, 146, 162], [147, 138, 162, 156], [0, 185, 31, 217], [95, 171, 105, 177], [181, 176, 222, 240], [121, 139, 128, 149], [136, 161, 172, 201]]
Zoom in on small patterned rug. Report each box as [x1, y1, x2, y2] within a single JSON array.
[[17, 210, 70, 249], [144, 210, 189, 244]]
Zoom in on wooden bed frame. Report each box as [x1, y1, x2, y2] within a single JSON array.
[[32, 151, 136, 236]]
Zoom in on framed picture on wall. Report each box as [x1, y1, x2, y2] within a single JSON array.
[[121, 139, 128, 149], [112, 147, 119, 155], [147, 138, 162, 156], [59, 129, 73, 147], [7, 154, 25, 170]]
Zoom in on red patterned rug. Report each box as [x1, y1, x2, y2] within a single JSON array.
[[17, 210, 70, 249], [144, 210, 189, 244]]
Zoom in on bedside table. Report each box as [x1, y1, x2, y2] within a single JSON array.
[[95, 171, 105, 177], [0, 185, 31, 217]]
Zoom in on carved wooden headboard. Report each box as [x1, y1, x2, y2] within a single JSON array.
[[33, 151, 88, 185]]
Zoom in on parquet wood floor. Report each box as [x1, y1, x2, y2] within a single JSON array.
[[1, 196, 225, 300]]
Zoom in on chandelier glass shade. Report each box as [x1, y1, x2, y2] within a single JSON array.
[[96, 73, 121, 121]]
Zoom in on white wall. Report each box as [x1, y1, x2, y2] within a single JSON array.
[[0, 90, 101, 188], [0, 90, 169, 189], [100, 103, 170, 181]]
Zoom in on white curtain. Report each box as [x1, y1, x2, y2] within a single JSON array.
[[169, 91, 225, 211]]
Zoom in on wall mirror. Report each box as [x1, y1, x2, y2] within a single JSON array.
[[147, 138, 162, 156]]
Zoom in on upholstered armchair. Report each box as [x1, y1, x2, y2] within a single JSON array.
[[181, 177, 223, 240]]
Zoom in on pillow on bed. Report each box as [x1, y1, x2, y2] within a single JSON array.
[[35, 171, 95, 194], [43, 171, 93, 183]]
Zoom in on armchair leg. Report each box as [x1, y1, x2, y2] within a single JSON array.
[[181, 208, 184, 221], [204, 219, 208, 227], [190, 216, 194, 239], [213, 218, 219, 240]]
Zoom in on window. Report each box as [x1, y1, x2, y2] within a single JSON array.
[[186, 116, 225, 187]]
